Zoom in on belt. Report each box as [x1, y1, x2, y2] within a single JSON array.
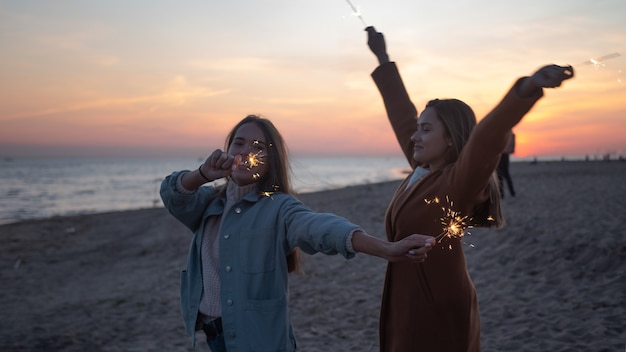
[[201, 317, 223, 339]]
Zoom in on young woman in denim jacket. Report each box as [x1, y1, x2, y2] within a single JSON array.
[[160, 115, 435, 351]]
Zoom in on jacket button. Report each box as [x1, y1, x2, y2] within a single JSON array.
[[228, 332, 235, 338], [235, 207, 241, 214], [224, 234, 230, 239], [225, 266, 232, 272], [226, 299, 233, 306]]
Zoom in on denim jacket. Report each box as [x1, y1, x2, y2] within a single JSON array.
[[160, 171, 358, 351]]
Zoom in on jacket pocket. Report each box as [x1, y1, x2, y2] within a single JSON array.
[[244, 295, 291, 351]]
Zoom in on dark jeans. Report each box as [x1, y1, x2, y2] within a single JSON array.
[[202, 318, 226, 352], [206, 332, 226, 352]]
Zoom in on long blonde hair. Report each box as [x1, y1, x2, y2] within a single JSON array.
[[425, 99, 504, 228], [224, 115, 301, 272]]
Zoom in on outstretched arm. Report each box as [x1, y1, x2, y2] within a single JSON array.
[[476, 63, 575, 135], [453, 64, 575, 197], [366, 27, 420, 168], [352, 231, 434, 263]]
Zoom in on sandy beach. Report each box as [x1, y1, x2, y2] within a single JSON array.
[[1, 160, 624, 351]]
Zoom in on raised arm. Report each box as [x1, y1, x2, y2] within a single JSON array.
[[367, 26, 420, 168], [366, 26, 390, 65], [181, 149, 239, 191], [453, 64, 575, 196], [473, 64, 575, 148]]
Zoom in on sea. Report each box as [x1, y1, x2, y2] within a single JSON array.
[[0, 155, 410, 225]]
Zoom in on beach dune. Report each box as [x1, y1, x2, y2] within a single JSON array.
[[1, 161, 624, 351]]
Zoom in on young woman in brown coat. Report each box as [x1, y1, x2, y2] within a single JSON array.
[[365, 26, 574, 351]]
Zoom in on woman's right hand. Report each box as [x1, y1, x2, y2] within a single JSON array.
[[366, 26, 390, 65], [200, 149, 238, 181]]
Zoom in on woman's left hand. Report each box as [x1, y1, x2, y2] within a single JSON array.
[[531, 64, 574, 88], [520, 64, 574, 96]]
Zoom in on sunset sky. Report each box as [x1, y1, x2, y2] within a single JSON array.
[[1, 0, 624, 158]]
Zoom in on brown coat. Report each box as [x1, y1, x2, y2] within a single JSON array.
[[372, 63, 542, 352]]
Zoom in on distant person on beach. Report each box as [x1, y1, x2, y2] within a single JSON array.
[[160, 114, 434, 351], [365, 26, 574, 352], [497, 133, 516, 198]]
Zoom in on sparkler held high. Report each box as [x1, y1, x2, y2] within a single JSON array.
[[344, 0, 367, 27], [577, 52, 621, 68], [575, 52, 622, 85]]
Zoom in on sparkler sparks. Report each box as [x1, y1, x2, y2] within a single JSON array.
[[576, 52, 623, 86], [231, 140, 279, 198], [577, 52, 621, 68], [237, 140, 266, 177], [344, 0, 367, 27], [424, 196, 473, 242], [242, 151, 265, 180], [243, 151, 264, 169], [260, 185, 280, 198]]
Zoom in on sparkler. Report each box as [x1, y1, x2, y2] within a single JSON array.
[[576, 52, 623, 86], [232, 140, 279, 197], [233, 140, 266, 178], [260, 184, 280, 198], [241, 151, 265, 180], [424, 196, 473, 242], [344, 0, 367, 27], [243, 151, 264, 169], [577, 52, 620, 68]]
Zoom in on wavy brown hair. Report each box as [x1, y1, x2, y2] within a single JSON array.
[[425, 99, 504, 228], [224, 115, 301, 272]]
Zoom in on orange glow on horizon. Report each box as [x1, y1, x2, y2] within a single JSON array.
[[0, 1, 624, 158]]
